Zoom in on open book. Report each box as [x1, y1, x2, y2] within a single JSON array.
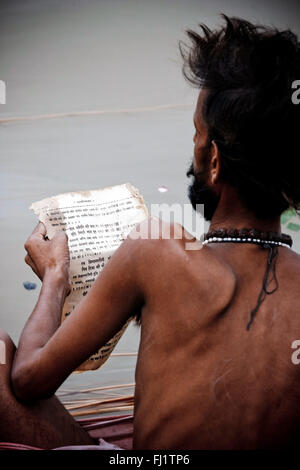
[[30, 183, 148, 371]]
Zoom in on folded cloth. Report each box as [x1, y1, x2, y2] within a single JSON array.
[[53, 438, 124, 450], [79, 414, 133, 450]]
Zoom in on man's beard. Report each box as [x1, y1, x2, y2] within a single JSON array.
[[186, 160, 219, 222]]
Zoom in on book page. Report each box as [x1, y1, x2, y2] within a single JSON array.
[[30, 183, 148, 371]]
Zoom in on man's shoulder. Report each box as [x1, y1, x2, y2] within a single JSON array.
[[281, 246, 300, 269], [126, 217, 236, 300]]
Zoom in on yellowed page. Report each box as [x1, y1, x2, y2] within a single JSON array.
[[30, 183, 148, 371]]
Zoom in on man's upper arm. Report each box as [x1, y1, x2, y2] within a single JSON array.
[[30, 234, 145, 397]]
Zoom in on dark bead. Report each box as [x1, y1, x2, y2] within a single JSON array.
[[240, 228, 249, 237], [274, 233, 281, 242], [228, 228, 238, 237], [249, 229, 258, 238], [260, 231, 267, 240], [216, 228, 226, 237], [282, 234, 292, 246]]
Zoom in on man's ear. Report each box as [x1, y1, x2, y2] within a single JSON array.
[[210, 140, 221, 184]]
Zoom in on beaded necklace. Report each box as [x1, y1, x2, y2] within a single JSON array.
[[202, 228, 292, 330]]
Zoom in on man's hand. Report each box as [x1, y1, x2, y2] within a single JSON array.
[[24, 222, 71, 294]]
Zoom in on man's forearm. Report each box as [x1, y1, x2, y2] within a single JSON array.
[[15, 269, 69, 361]]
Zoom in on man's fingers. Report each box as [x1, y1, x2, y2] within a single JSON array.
[[25, 253, 36, 269], [24, 254, 40, 278], [25, 222, 48, 251]]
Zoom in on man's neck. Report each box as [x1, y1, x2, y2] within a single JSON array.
[[208, 185, 282, 234]]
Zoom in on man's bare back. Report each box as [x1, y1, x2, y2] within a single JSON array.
[[133, 229, 300, 449]]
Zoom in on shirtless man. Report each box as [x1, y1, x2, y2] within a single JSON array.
[[1, 16, 300, 449]]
